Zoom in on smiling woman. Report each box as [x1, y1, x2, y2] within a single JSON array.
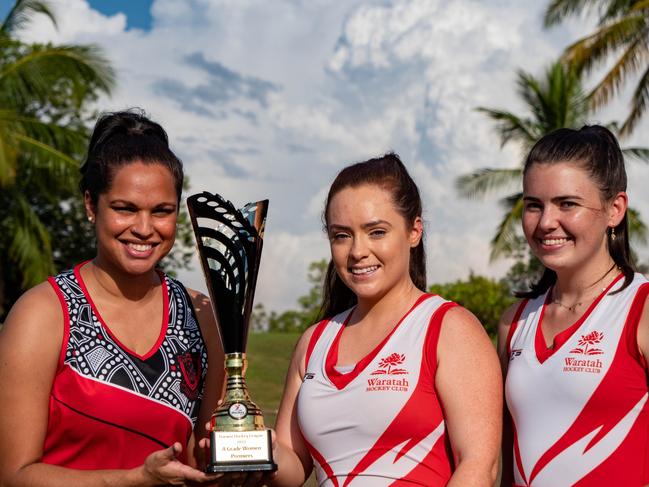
[[0, 110, 226, 486], [499, 126, 649, 486], [265, 153, 502, 487]]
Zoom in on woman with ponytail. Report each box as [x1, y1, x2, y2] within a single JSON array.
[[499, 125, 649, 486], [268, 153, 502, 486]]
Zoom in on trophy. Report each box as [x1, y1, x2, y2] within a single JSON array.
[[187, 191, 276, 473]]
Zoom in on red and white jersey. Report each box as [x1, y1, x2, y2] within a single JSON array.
[[42, 263, 208, 469], [297, 294, 457, 486], [505, 273, 649, 486]]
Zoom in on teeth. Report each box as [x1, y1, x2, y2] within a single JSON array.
[[542, 238, 568, 245], [128, 243, 152, 252], [351, 265, 378, 275]]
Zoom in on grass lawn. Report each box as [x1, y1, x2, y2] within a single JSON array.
[[245, 331, 301, 427]]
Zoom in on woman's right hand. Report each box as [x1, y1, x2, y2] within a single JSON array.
[[139, 442, 223, 486]]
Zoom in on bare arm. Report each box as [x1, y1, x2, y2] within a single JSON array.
[[267, 326, 316, 487], [497, 303, 519, 487], [435, 306, 502, 487], [636, 294, 649, 375], [0, 283, 217, 487], [187, 289, 226, 470]]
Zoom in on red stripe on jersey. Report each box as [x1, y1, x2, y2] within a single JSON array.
[[527, 292, 649, 484], [43, 365, 192, 467], [506, 300, 527, 356], [341, 302, 454, 485], [305, 319, 330, 370], [512, 419, 528, 485], [535, 274, 623, 364], [623, 282, 649, 369], [47, 276, 71, 372], [304, 437, 340, 487], [326, 294, 432, 390]]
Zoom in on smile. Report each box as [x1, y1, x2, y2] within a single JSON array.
[[126, 242, 154, 252], [350, 265, 379, 275], [540, 237, 569, 245]]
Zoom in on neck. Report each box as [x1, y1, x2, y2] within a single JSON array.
[[89, 258, 160, 302], [354, 280, 423, 324], [553, 259, 618, 302]]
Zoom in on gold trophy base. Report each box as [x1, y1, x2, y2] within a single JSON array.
[[206, 353, 277, 473]]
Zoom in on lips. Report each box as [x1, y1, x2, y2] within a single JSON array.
[[540, 237, 570, 246], [123, 241, 156, 257], [350, 265, 379, 275]]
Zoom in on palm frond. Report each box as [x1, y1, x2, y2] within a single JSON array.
[[628, 206, 648, 245], [588, 32, 649, 108], [455, 168, 523, 199], [475, 107, 537, 148], [490, 193, 524, 261], [5, 191, 55, 286], [545, 0, 603, 26], [564, 13, 647, 76], [622, 146, 649, 162], [0, 43, 115, 107], [0, 0, 56, 37], [620, 62, 649, 135]]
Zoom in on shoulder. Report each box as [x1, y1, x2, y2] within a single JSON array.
[[437, 305, 496, 359], [1, 281, 64, 358]]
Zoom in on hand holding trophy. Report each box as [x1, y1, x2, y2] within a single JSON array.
[[187, 192, 277, 473]]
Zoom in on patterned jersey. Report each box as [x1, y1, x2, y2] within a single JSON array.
[[42, 263, 208, 469], [297, 294, 457, 486], [505, 273, 649, 486]]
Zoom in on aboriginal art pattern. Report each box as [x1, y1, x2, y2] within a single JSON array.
[[41, 263, 208, 469]]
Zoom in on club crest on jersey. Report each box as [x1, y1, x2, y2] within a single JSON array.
[[366, 353, 409, 392], [563, 331, 604, 374], [178, 352, 202, 400]]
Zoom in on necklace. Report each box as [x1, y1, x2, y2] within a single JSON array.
[[551, 264, 618, 313]]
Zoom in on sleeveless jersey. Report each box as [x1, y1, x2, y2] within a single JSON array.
[[505, 273, 649, 486], [42, 263, 208, 469], [297, 294, 457, 486]]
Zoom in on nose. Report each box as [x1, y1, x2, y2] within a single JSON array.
[[538, 206, 559, 232], [350, 234, 369, 261], [132, 211, 154, 238]]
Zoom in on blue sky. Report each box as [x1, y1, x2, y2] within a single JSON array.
[[10, 0, 649, 312], [1, 0, 153, 30]]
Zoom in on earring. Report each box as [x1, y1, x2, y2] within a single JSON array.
[[610, 227, 616, 241], [88, 216, 94, 224]]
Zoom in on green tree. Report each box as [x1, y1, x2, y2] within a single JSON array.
[[429, 273, 516, 338], [545, 0, 649, 135], [456, 60, 649, 261], [253, 259, 328, 333], [0, 0, 114, 317]]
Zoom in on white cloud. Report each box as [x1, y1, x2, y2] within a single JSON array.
[[18, 0, 649, 314]]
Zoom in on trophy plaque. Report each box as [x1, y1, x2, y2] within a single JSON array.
[[187, 191, 276, 473]]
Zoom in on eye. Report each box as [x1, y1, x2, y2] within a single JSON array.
[[559, 201, 578, 209], [523, 202, 542, 212], [112, 205, 136, 213], [330, 231, 350, 241], [369, 229, 387, 238], [153, 207, 176, 215]]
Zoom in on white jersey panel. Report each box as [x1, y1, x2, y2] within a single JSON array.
[[506, 273, 649, 486], [297, 294, 450, 486]]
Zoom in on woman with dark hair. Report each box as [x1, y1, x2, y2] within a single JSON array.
[[268, 154, 502, 486], [0, 110, 224, 485], [499, 125, 649, 486]]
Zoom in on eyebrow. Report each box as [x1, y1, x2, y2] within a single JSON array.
[[328, 219, 392, 231], [109, 199, 177, 208], [523, 195, 585, 202]]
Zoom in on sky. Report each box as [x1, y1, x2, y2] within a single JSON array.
[[6, 0, 649, 313]]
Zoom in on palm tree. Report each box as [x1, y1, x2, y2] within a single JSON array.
[[545, 0, 649, 135], [0, 0, 114, 316], [457, 60, 649, 260]]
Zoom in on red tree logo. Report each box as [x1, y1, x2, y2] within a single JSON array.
[[371, 353, 408, 375], [570, 331, 604, 355]]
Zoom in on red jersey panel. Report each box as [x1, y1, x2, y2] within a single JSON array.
[[297, 294, 457, 486], [42, 263, 208, 469], [505, 273, 649, 486]]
